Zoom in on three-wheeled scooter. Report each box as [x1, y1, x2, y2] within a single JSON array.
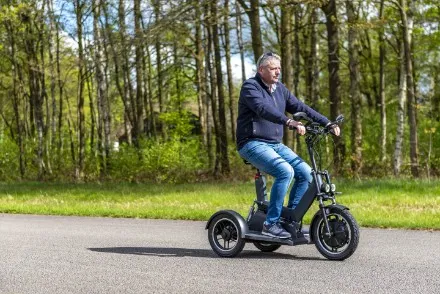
[[206, 113, 359, 260]]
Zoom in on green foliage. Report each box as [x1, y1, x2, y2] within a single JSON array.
[[0, 136, 20, 181], [109, 137, 206, 183], [159, 110, 195, 138]]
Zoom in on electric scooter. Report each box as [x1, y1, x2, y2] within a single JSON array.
[[206, 113, 359, 260]]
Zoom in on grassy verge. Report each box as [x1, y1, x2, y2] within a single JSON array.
[[0, 179, 439, 230]]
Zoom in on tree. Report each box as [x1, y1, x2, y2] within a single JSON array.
[[321, 0, 345, 174], [74, 0, 86, 179], [346, 0, 362, 176], [237, 0, 264, 63], [211, 0, 230, 174], [223, 0, 236, 142], [378, 0, 387, 163], [280, 3, 293, 148], [399, 0, 419, 177]]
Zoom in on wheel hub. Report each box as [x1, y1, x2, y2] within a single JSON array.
[[221, 227, 232, 241], [324, 219, 348, 247]]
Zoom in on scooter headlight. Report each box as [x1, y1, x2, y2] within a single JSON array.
[[330, 184, 336, 192], [321, 183, 330, 193]]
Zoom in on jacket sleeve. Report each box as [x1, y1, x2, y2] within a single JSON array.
[[240, 81, 289, 125], [284, 87, 330, 126]]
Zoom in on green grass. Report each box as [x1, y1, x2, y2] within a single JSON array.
[[0, 179, 439, 230]]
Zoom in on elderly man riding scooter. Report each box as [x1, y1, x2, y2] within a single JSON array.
[[236, 52, 340, 239]]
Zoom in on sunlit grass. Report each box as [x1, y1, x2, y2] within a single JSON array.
[[0, 179, 439, 230]]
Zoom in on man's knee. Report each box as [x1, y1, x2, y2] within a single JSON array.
[[278, 164, 294, 180], [297, 163, 313, 182]]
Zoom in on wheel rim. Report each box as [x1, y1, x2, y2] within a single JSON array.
[[211, 218, 240, 252], [317, 213, 351, 255]]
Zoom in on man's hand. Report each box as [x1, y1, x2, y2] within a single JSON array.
[[286, 120, 306, 135], [330, 125, 341, 136]]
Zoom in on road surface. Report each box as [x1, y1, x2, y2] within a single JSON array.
[[1, 214, 439, 293]]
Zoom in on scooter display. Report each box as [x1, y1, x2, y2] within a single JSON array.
[[206, 113, 359, 260]]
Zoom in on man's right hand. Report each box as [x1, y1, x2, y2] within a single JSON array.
[[286, 120, 306, 135]]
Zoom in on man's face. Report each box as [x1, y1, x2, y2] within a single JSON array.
[[258, 59, 281, 85]]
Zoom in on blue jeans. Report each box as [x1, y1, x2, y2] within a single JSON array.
[[239, 140, 313, 225]]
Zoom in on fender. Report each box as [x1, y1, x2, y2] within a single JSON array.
[[205, 210, 249, 236], [309, 204, 349, 242]]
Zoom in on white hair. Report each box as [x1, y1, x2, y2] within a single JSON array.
[[256, 52, 281, 69]]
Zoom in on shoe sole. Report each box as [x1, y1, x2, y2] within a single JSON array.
[[261, 231, 291, 239]]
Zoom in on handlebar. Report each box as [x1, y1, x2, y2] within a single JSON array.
[[291, 112, 344, 136]]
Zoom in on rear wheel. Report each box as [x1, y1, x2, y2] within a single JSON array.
[[312, 208, 359, 260], [253, 242, 281, 252], [208, 214, 246, 257]]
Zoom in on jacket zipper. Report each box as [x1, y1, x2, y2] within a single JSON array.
[[271, 93, 278, 108]]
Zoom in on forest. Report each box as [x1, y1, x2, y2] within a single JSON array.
[[0, 0, 439, 182]]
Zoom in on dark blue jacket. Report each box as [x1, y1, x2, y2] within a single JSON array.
[[236, 73, 330, 150]]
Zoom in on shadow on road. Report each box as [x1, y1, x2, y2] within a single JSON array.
[[88, 246, 325, 261]]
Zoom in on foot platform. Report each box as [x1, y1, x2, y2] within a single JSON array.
[[244, 230, 311, 246]]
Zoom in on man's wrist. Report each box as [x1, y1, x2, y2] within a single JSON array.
[[286, 119, 293, 126]]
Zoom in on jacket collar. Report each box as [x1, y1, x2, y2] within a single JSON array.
[[255, 73, 277, 93]]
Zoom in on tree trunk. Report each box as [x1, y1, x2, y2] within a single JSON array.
[[134, 0, 144, 144], [118, 0, 135, 145], [237, 0, 263, 63], [223, 0, 236, 142], [393, 37, 406, 176], [145, 45, 157, 139], [173, 40, 182, 113], [235, 1, 247, 83], [23, 7, 45, 179], [346, 0, 362, 176], [47, 0, 57, 165], [399, 0, 419, 177], [379, 0, 387, 163], [306, 7, 319, 110], [74, 0, 86, 179], [293, 6, 302, 153], [205, 2, 219, 172], [211, 1, 230, 174], [154, 0, 166, 140], [281, 4, 293, 148], [93, 0, 109, 175], [195, 2, 207, 147], [55, 5, 64, 164], [102, 1, 132, 145], [85, 64, 96, 156], [321, 0, 345, 174]]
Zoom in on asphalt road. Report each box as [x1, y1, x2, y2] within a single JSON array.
[[1, 214, 439, 293]]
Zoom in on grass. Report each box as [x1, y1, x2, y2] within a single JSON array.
[[0, 179, 439, 230]]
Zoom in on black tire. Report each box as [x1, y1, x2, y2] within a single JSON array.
[[253, 242, 281, 252], [208, 214, 246, 257], [312, 208, 359, 260]]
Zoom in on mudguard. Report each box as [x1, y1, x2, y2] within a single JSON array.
[[205, 210, 249, 236], [309, 204, 349, 242]]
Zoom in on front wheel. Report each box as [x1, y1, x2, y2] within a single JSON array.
[[312, 208, 359, 260], [208, 214, 246, 257]]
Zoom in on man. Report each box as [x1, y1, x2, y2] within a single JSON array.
[[236, 52, 340, 238]]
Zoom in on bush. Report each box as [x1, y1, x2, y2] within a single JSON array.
[[109, 138, 206, 183]]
